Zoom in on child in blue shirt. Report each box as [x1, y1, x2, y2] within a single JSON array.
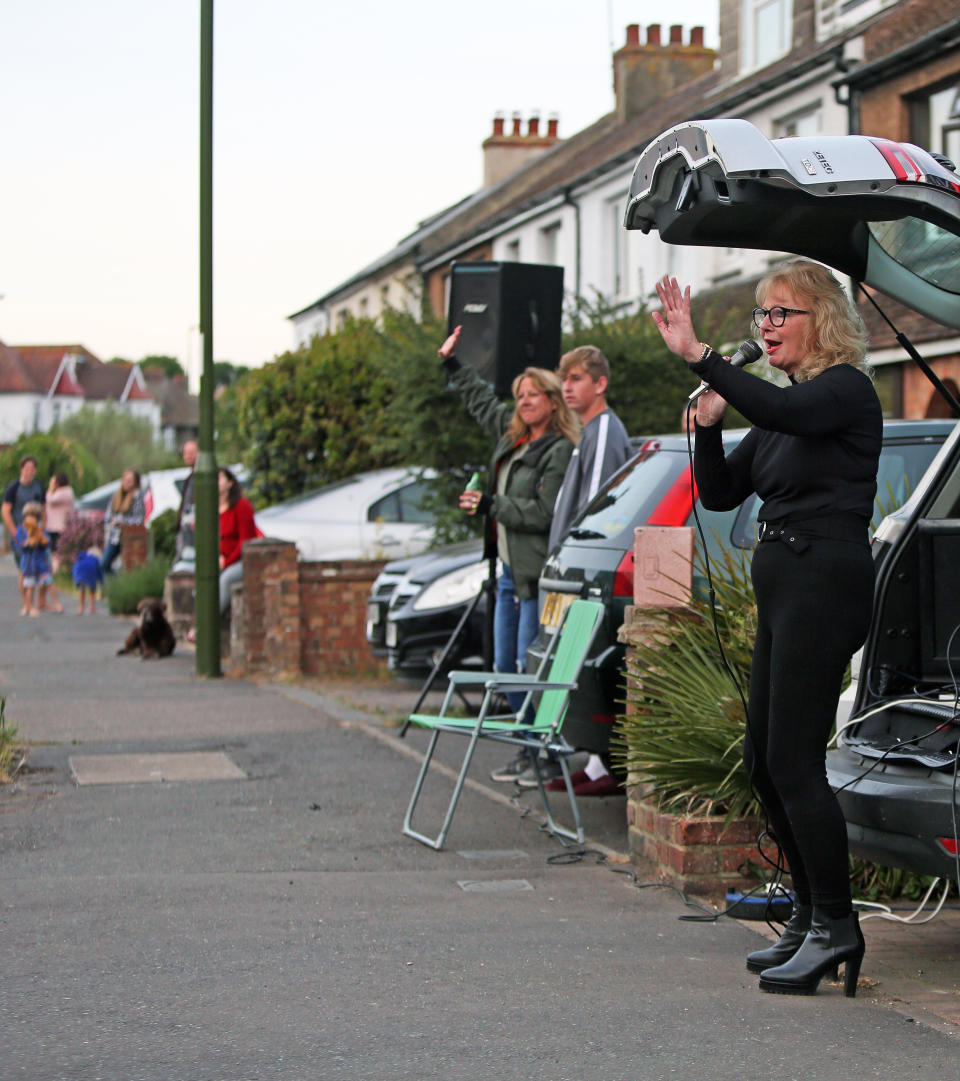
[[72, 546, 104, 614]]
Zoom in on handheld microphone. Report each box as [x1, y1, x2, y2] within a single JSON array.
[[688, 338, 764, 402]]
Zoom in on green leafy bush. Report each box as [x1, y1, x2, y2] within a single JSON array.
[[0, 433, 100, 496], [149, 508, 178, 564], [105, 558, 171, 615], [0, 696, 21, 783], [612, 547, 760, 821]]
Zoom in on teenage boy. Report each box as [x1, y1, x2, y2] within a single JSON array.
[[515, 346, 633, 795]]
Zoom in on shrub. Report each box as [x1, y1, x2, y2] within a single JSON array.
[[612, 546, 760, 821], [55, 513, 105, 568], [149, 507, 178, 564], [0, 697, 21, 783], [105, 558, 171, 615]]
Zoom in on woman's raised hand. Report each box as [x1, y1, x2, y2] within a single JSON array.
[[438, 325, 462, 360], [651, 275, 702, 364]]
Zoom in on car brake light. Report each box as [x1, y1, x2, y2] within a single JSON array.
[[871, 137, 960, 195], [647, 465, 696, 526], [937, 837, 959, 856], [871, 137, 922, 182], [613, 549, 634, 598]]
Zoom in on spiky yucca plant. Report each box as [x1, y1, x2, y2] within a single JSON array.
[[612, 546, 762, 821]]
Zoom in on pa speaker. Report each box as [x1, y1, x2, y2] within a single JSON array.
[[448, 261, 564, 397]]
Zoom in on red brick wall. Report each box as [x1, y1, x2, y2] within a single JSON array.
[[299, 560, 388, 676], [241, 539, 301, 676]]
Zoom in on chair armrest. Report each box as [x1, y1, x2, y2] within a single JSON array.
[[479, 679, 578, 693]]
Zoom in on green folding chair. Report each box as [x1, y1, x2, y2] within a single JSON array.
[[402, 599, 605, 850]]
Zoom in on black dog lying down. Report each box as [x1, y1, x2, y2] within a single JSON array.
[[118, 597, 176, 659]]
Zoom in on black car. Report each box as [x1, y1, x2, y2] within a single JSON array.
[[380, 541, 487, 673], [365, 542, 480, 655], [622, 117, 960, 875], [527, 421, 954, 755], [826, 426, 960, 879]]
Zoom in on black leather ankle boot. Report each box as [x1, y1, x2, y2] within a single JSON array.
[[758, 910, 865, 997], [745, 903, 812, 974]]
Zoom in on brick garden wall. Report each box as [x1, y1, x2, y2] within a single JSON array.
[[298, 560, 388, 676]]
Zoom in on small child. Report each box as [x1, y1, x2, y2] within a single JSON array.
[[72, 545, 104, 615], [17, 509, 53, 617]]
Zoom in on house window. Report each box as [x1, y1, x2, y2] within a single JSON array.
[[742, 0, 792, 71], [358, 296, 369, 318], [607, 195, 629, 299], [924, 84, 960, 165], [504, 238, 520, 262], [538, 222, 561, 265], [776, 104, 822, 139]]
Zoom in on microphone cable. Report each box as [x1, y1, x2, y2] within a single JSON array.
[[682, 400, 790, 911]]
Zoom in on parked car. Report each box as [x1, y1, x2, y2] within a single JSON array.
[[827, 426, 960, 878], [622, 117, 960, 875], [367, 539, 482, 657], [528, 421, 954, 754], [256, 467, 436, 562]]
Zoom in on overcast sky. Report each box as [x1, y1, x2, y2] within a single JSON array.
[[1, 1, 718, 384]]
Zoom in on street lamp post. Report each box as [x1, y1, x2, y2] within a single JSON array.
[[195, 0, 220, 677]]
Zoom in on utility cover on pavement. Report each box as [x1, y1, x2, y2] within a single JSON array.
[[457, 879, 534, 893], [70, 751, 246, 786]]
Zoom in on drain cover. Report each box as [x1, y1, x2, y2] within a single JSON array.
[[457, 879, 533, 893], [70, 751, 245, 786]]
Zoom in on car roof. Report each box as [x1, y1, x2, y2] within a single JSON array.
[[623, 119, 960, 328], [258, 467, 431, 517]]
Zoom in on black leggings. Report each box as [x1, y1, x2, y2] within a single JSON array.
[[744, 536, 874, 913]]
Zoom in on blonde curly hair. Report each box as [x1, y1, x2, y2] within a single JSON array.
[[756, 259, 870, 383]]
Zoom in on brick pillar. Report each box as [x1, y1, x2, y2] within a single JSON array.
[[120, 524, 148, 570], [241, 538, 301, 676], [298, 560, 388, 676], [163, 568, 195, 637]]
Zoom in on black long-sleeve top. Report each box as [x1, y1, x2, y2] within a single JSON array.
[[689, 349, 883, 525]]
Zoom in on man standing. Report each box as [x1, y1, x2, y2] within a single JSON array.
[[548, 346, 632, 552], [174, 438, 199, 565], [517, 346, 633, 795], [2, 455, 46, 611]]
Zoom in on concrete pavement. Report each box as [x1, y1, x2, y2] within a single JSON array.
[[1, 558, 958, 1079]]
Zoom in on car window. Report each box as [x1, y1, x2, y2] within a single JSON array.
[[395, 480, 433, 524], [727, 436, 947, 544], [570, 450, 684, 544], [368, 480, 434, 524], [368, 491, 400, 522], [868, 219, 960, 294]]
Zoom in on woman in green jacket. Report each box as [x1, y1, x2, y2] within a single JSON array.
[[439, 326, 579, 778]]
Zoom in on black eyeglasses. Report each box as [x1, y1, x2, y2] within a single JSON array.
[[752, 306, 809, 328]]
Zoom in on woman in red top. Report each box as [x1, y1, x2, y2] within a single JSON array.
[[218, 467, 258, 613]]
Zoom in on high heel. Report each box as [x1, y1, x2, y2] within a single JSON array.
[[758, 910, 865, 997], [745, 903, 812, 974]]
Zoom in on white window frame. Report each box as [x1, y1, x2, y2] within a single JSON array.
[[741, 0, 792, 73]]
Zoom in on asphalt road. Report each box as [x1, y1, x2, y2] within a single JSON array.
[[0, 559, 957, 1079]]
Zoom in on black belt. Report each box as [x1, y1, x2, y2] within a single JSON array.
[[757, 514, 869, 553]]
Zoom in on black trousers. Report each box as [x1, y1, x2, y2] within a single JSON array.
[[744, 533, 874, 911]]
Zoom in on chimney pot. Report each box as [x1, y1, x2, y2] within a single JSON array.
[[670, 24, 683, 44], [626, 24, 640, 46], [528, 115, 540, 137], [547, 116, 559, 138], [511, 112, 522, 136], [646, 23, 661, 46], [690, 26, 704, 47], [493, 114, 505, 136]]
